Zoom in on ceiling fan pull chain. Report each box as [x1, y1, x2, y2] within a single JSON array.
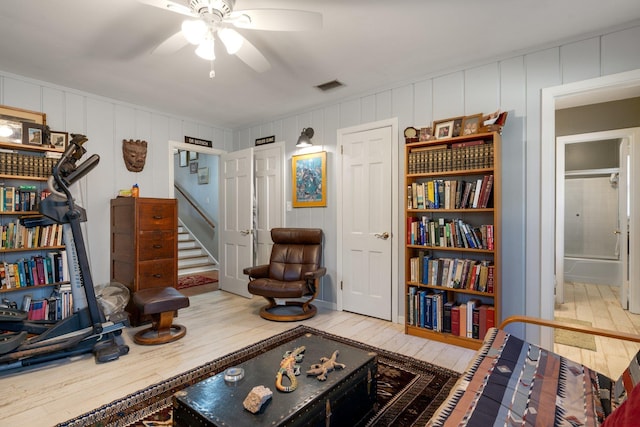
[[209, 60, 215, 79]]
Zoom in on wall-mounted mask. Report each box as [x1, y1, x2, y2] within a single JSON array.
[[122, 139, 148, 172]]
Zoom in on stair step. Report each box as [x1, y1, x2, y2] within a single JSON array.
[[179, 255, 211, 267], [178, 262, 218, 276], [179, 248, 206, 258]]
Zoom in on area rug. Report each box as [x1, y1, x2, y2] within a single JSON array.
[[554, 317, 597, 351], [176, 274, 218, 290], [57, 325, 459, 427]]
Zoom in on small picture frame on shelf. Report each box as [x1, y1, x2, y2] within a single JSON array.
[[0, 118, 23, 144], [461, 114, 483, 136], [451, 117, 464, 137], [434, 119, 454, 139], [22, 122, 46, 146], [49, 131, 68, 152], [419, 127, 433, 141]]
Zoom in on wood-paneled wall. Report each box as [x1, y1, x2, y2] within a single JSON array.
[[234, 23, 640, 331], [0, 71, 233, 285]]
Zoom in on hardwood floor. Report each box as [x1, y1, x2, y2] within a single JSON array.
[[0, 288, 476, 427], [554, 282, 640, 380]]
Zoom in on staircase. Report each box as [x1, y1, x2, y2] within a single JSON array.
[[178, 221, 217, 276]]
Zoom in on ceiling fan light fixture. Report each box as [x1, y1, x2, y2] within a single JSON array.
[[195, 35, 215, 60], [218, 28, 244, 54], [182, 19, 207, 44], [296, 127, 314, 148]]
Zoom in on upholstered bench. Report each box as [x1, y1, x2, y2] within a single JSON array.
[[132, 287, 190, 345], [427, 316, 640, 426]]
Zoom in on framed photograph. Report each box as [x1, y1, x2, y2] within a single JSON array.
[[190, 161, 198, 174], [434, 120, 454, 139], [0, 105, 46, 125], [0, 104, 46, 146], [419, 127, 432, 141], [23, 122, 46, 146], [49, 131, 68, 152], [179, 150, 187, 167], [461, 114, 483, 136], [292, 151, 327, 208], [197, 167, 209, 185], [0, 118, 23, 144], [189, 151, 198, 161], [451, 116, 464, 137]]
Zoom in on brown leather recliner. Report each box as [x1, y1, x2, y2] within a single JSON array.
[[243, 228, 326, 321]]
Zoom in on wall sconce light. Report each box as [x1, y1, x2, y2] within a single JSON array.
[[296, 127, 314, 148]]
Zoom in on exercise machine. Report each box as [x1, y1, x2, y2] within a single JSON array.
[[0, 134, 129, 371]]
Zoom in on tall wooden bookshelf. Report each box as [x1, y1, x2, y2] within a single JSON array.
[[404, 131, 500, 350], [0, 138, 70, 316]]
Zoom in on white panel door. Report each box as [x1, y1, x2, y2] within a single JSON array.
[[219, 147, 253, 298], [254, 143, 284, 265], [342, 126, 392, 320]]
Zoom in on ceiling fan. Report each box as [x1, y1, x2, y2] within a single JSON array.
[[138, 0, 322, 77]]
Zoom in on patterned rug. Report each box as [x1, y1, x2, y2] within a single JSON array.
[[56, 326, 459, 427], [176, 274, 218, 290]]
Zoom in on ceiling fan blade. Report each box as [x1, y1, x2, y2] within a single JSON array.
[[229, 9, 322, 31], [137, 0, 196, 17], [151, 31, 189, 55], [233, 35, 271, 73]]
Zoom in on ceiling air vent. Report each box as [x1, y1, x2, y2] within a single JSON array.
[[315, 79, 344, 92]]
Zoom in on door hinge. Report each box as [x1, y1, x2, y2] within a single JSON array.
[[340, 281, 343, 290], [340, 145, 343, 155]]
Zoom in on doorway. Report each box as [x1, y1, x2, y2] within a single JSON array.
[[337, 118, 399, 322], [540, 68, 640, 348], [555, 130, 634, 310]]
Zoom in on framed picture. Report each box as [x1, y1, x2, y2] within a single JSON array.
[[23, 122, 46, 146], [461, 114, 483, 136], [189, 151, 198, 161], [190, 161, 198, 174], [0, 105, 46, 125], [179, 150, 187, 167], [0, 104, 46, 146], [197, 167, 209, 185], [49, 131, 68, 152], [292, 151, 327, 208], [451, 116, 464, 137], [434, 120, 454, 139]]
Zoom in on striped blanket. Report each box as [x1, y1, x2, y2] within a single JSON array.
[[428, 328, 639, 426]]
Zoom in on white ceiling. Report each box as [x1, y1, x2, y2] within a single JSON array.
[[1, 1, 639, 129]]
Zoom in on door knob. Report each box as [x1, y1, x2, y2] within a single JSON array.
[[374, 232, 390, 239], [240, 229, 252, 236]]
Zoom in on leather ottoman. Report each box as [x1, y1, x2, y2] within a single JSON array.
[[173, 334, 377, 426]]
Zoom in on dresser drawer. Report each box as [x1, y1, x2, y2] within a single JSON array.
[[138, 231, 175, 260], [138, 203, 175, 230], [138, 259, 177, 288]]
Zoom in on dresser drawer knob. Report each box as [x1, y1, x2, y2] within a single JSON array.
[[153, 215, 163, 219], [153, 244, 162, 248], [153, 274, 162, 278]]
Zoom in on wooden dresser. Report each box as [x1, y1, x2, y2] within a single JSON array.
[[110, 197, 177, 324]]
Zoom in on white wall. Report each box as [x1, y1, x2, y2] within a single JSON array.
[[0, 72, 232, 286], [234, 22, 640, 337]]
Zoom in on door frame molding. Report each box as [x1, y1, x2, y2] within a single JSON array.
[[539, 68, 640, 348], [336, 118, 399, 323], [167, 140, 226, 198]]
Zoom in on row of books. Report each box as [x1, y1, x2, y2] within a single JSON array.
[[23, 284, 73, 321], [407, 288, 495, 339], [0, 150, 60, 178], [1, 220, 63, 250], [1, 185, 50, 212], [408, 175, 493, 210], [0, 251, 69, 289], [409, 253, 495, 293], [407, 217, 494, 250], [407, 140, 494, 174]]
